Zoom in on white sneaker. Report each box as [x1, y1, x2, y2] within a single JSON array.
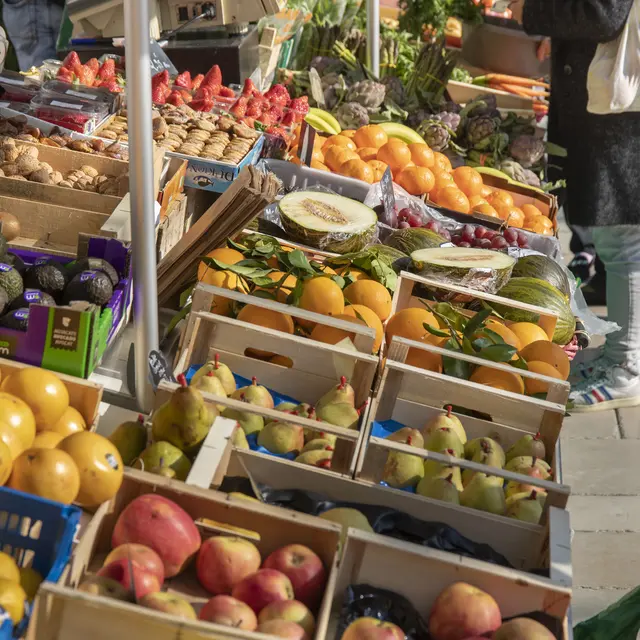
[[570, 366, 640, 412], [569, 349, 607, 383]]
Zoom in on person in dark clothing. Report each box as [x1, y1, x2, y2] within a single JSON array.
[[511, 0, 640, 411], [3, 0, 64, 71]]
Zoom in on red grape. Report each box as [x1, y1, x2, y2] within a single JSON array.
[[517, 231, 529, 248], [503, 228, 519, 244], [490, 236, 508, 250], [484, 229, 497, 240], [459, 241, 472, 248], [462, 224, 476, 243], [475, 238, 492, 249], [474, 226, 488, 239], [440, 228, 451, 241], [398, 221, 411, 229], [425, 220, 442, 234]]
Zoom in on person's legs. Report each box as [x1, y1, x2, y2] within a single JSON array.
[[3, 0, 62, 71], [570, 225, 640, 411], [568, 224, 596, 284]]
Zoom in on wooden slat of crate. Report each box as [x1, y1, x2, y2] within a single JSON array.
[[29, 469, 341, 640]]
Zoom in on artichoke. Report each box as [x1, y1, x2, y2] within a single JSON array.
[[418, 120, 451, 152], [335, 102, 370, 129], [346, 80, 386, 110], [522, 169, 542, 187], [432, 111, 461, 133], [465, 115, 499, 147], [406, 108, 430, 129], [381, 76, 406, 106], [498, 159, 528, 184], [321, 73, 348, 110], [509, 134, 545, 168]]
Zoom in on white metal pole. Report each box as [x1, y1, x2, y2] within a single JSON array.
[[124, 0, 159, 412], [366, 0, 380, 77]]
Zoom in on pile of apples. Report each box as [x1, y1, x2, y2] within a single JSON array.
[[341, 582, 556, 639], [79, 493, 327, 639]]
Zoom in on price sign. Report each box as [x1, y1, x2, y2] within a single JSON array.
[[149, 39, 178, 77], [298, 120, 317, 167], [380, 167, 398, 227], [148, 349, 177, 390]]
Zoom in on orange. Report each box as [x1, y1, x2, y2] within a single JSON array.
[[324, 146, 358, 172], [452, 166, 484, 198], [529, 218, 554, 235], [408, 143, 435, 168], [313, 135, 325, 149], [335, 267, 370, 281], [435, 186, 470, 214], [322, 134, 356, 153], [57, 431, 123, 507], [237, 305, 295, 335], [480, 185, 493, 198], [311, 160, 330, 172], [289, 155, 302, 166], [357, 147, 378, 162], [477, 320, 521, 361], [519, 340, 570, 380], [198, 247, 244, 281], [353, 124, 388, 149], [298, 276, 345, 330], [343, 304, 384, 353], [392, 161, 414, 180], [341, 129, 357, 139], [0, 394, 35, 455], [488, 190, 514, 208], [201, 270, 248, 316], [343, 279, 393, 322], [470, 366, 524, 394], [508, 322, 550, 348], [468, 195, 488, 208], [385, 307, 438, 345], [433, 152, 452, 172], [290, 146, 324, 163], [377, 139, 412, 173], [309, 314, 367, 347], [534, 215, 553, 229], [430, 170, 455, 200], [405, 348, 442, 373], [521, 203, 543, 219], [473, 202, 499, 218], [254, 271, 297, 303], [496, 205, 525, 228], [338, 158, 375, 184], [368, 160, 389, 181], [395, 166, 435, 196], [524, 361, 564, 395]]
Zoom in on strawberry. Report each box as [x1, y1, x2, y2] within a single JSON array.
[[264, 84, 290, 107], [203, 64, 222, 86], [230, 96, 248, 117], [266, 105, 284, 122], [281, 111, 295, 127], [167, 91, 185, 107], [163, 84, 172, 98], [257, 111, 275, 126], [190, 98, 214, 112], [86, 58, 100, 75], [174, 71, 192, 91], [57, 68, 74, 83], [289, 96, 310, 122], [152, 70, 170, 87], [218, 86, 235, 98], [242, 78, 259, 97], [240, 116, 255, 128], [99, 78, 123, 93], [246, 102, 264, 118], [62, 51, 80, 70], [191, 74, 205, 91], [73, 64, 93, 86], [179, 89, 193, 103], [98, 58, 116, 80], [152, 85, 167, 104]]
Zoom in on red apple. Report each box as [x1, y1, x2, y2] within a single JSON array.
[[199, 595, 258, 631], [263, 544, 326, 608], [139, 592, 197, 619], [258, 620, 308, 640], [196, 536, 262, 595], [77, 576, 132, 602], [112, 494, 201, 577], [428, 582, 501, 640], [258, 600, 315, 637], [342, 618, 405, 640], [104, 543, 165, 586], [231, 568, 294, 614], [97, 557, 161, 599]]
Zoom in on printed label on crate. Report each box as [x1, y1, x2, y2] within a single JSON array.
[[50, 309, 80, 351], [149, 349, 177, 390], [0, 333, 18, 357]]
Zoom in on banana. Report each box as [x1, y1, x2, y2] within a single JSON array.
[[378, 122, 426, 145], [475, 166, 512, 181], [308, 108, 342, 134], [304, 112, 339, 135]]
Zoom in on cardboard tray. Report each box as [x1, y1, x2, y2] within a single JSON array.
[[447, 79, 536, 111], [28, 469, 342, 640]]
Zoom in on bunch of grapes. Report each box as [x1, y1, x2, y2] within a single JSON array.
[[397, 208, 452, 241], [451, 224, 529, 250]]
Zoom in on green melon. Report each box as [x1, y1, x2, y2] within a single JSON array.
[[385, 228, 445, 254], [512, 254, 572, 298], [278, 191, 377, 254], [491, 277, 576, 345]]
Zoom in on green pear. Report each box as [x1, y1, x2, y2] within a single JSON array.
[[505, 433, 546, 462], [505, 456, 551, 479], [464, 438, 505, 466], [504, 466, 545, 498], [295, 449, 333, 467], [386, 427, 424, 448], [422, 449, 464, 491], [302, 438, 335, 453], [494, 618, 555, 640], [382, 452, 424, 489], [304, 428, 336, 445], [319, 508, 373, 545], [231, 377, 274, 409], [232, 427, 249, 449], [151, 375, 216, 453], [257, 421, 304, 454], [191, 354, 236, 395], [221, 407, 264, 436], [460, 473, 506, 515], [424, 427, 464, 458], [316, 402, 359, 429], [275, 402, 298, 413], [506, 490, 544, 524], [133, 441, 192, 481], [416, 473, 460, 504], [108, 415, 148, 466], [421, 406, 467, 444], [315, 376, 355, 411], [192, 371, 228, 412]]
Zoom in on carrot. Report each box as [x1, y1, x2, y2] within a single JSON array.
[[480, 73, 550, 89], [501, 83, 550, 98], [489, 82, 531, 98]]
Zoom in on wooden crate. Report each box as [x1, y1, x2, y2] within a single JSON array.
[[333, 528, 571, 638], [28, 469, 341, 640], [0, 358, 103, 427], [218, 448, 572, 578]]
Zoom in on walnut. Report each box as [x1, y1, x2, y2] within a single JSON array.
[[51, 171, 63, 184], [65, 173, 79, 184], [1, 163, 19, 176], [3, 147, 19, 163], [29, 168, 51, 184], [16, 134, 37, 143], [39, 162, 53, 174], [16, 155, 40, 175], [17, 145, 38, 159], [58, 180, 73, 188], [0, 123, 18, 136], [80, 165, 99, 178]]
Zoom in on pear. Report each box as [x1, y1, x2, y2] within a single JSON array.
[[315, 376, 355, 411], [192, 371, 227, 412], [494, 618, 555, 640], [382, 452, 424, 489], [423, 449, 464, 491], [316, 402, 359, 429], [191, 354, 236, 395], [416, 473, 460, 504], [275, 401, 298, 413], [304, 428, 336, 445], [151, 375, 216, 453], [506, 432, 546, 462], [133, 441, 192, 481], [505, 466, 545, 498], [221, 407, 264, 436], [257, 421, 304, 454], [506, 490, 544, 524], [232, 427, 249, 449], [302, 438, 335, 453], [319, 508, 373, 545], [386, 427, 424, 448], [505, 456, 551, 479], [424, 427, 464, 458], [421, 405, 467, 444], [295, 449, 333, 467], [108, 414, 148, 466], [464, 438, 505, 467], [231, 377, 274, 409], [460, 473, 506, 515]]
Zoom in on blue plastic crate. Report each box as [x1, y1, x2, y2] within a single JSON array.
[[0, 486, 82, 639]]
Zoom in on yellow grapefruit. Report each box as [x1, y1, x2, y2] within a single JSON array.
[[0, 394, 35, 455], [519, 340, 570, 380], [32, 431, 65, 449], [343, 280, 392, 322], [344, 304, 384, 353], [524, 361, 564, 395], [197, 247, 244, 281], [298, 277, 345, 330], [202, 270, 248, 316], [385, 307, 438, 346], [310, 314, 366, 346], [470, 366, 525, 394], [50, 406, 86, 437], [237, 305, 295, 358], [508, 322, 550, 349]]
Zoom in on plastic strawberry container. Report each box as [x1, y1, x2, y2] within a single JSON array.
[[42, 80, 120, 113], [30, 95, 108, 133], [0, 71, 40, 103]]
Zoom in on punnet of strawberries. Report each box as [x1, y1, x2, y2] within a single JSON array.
[[57, 52, 125, 93]]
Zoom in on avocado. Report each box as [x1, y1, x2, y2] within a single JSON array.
[[0, 288, 7, 316], [64, 270, 113, 306], [0, 234, 7, 261], [25, 260, 68, 299], [10, 289, 56, 311], [0, 308, 29, 332], [4, 252, 26, 275], [0, 263, 23, 303], [66, 258, 119, 287]]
